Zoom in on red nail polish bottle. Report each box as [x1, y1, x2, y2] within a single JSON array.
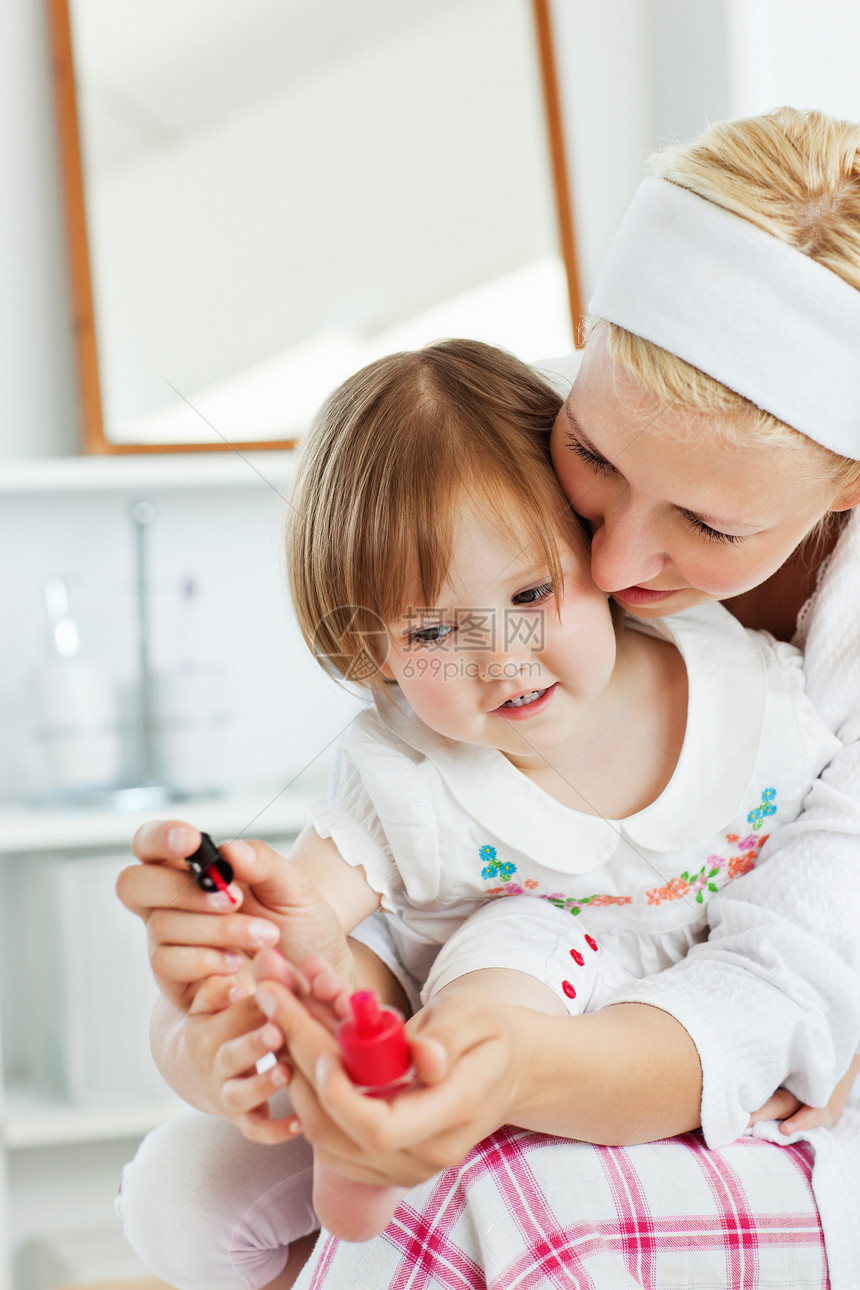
[[338, 990, 414, 1098]]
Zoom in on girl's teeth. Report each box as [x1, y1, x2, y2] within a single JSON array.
[[503, 688, 545, 709]]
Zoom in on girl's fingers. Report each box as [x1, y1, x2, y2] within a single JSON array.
[[253, 947, 309, 995]]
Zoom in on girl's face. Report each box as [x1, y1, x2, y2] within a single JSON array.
[[549, 331, 852, 617], [377, 506, 620, 765]]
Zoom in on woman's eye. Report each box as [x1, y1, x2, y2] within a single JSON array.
[[565, 433, 613, 475], [513, 581, 553, 606], [408, 623, 455, 645], [682, 513, 743, 545]]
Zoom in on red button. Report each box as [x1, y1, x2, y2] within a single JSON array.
[[585, 935, 598, 952], [569, 947, 585, 966], [562, 980, 577, 999]]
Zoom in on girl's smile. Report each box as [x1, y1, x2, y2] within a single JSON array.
[[492, 682, 558, 720], [377, 506, 621, 770]]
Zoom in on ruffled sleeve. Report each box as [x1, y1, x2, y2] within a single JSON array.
[[308, 705, 442, 916]]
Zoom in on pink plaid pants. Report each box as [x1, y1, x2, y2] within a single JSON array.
[[297, 1127, 828, 1289]]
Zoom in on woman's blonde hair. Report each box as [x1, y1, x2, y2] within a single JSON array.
[[594, 106, 860, 493], [287, 339, 585, 690]]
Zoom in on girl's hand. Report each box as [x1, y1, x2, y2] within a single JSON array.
[[748, 1053, 860, 1135], [116, 820, 355, 1012], [249, 949, 519, 1185]]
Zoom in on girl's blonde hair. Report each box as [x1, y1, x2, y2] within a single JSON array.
[[287, 339, 585, 689], [594, 106, 860, 493]]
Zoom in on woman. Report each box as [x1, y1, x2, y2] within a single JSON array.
[[123, 108, 860, 1287]]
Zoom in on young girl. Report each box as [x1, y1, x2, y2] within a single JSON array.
[[118, 337, 841, 1289]]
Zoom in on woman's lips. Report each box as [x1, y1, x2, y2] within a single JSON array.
[[612, 585, 678, 606]]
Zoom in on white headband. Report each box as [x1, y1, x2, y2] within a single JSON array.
[[589, 177, 860, 460]]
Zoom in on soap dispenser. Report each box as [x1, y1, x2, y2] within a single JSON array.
[[32, 578, 122, 797]]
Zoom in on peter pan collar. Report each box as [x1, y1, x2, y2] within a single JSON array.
[[374, 602, 766, 874]]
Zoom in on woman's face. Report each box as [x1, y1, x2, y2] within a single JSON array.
[[549, 330, 846, 617]]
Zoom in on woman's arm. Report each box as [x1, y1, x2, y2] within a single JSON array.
[[494, 1001, 702, 1143], [404, 987, 702, 1146], [749, 1053, 860, 1135], [119, 821, 382, 1005], [615, 515, 860, 1147], [247, 951, 702, 1188]]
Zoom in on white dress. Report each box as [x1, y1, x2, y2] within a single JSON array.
[[311, 603, 838, 1009]]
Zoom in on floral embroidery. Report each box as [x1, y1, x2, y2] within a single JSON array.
[[645, 806, 774, 907], [478, 792, 776, 916], [747, 787, 777, 831], [543, 892, 633, 917], [479, 845, 516, 883], [646, 876, 692, 906], [727, 853, 755, 879]]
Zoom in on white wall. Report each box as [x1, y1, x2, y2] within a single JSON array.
[[550, 0, 732, 302], [728, 0, 860, 122], [0, 2, 80, 458]]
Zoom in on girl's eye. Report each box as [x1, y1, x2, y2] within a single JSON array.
[[408, 623, 455, 645], [513, 581, 553, 606], [681, 513, 743, 545], [565, 433, 614, 475]]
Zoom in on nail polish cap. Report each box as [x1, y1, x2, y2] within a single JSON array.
[[185, 831, 234, 890], [338, 990, 411, 1091]]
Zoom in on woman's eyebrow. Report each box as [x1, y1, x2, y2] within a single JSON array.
[[564, 403, 765, 531], [563, 405, 608, 458]]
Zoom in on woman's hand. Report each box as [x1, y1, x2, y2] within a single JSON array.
[[748, 1053, 860, 1135], [250, 949, 521, 1186], [176, 975, 302, 1145], [116, 820, 355, 1012]]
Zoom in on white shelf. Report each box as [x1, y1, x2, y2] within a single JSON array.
[[0, 790, 314, 854], [0, 450, 297, 494], [2, 1086, 185, 1148]]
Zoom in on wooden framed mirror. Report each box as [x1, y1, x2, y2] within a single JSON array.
[[49, 0, 583, 454]]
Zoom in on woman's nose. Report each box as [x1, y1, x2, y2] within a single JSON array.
[[589, 507, 666, 592]]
